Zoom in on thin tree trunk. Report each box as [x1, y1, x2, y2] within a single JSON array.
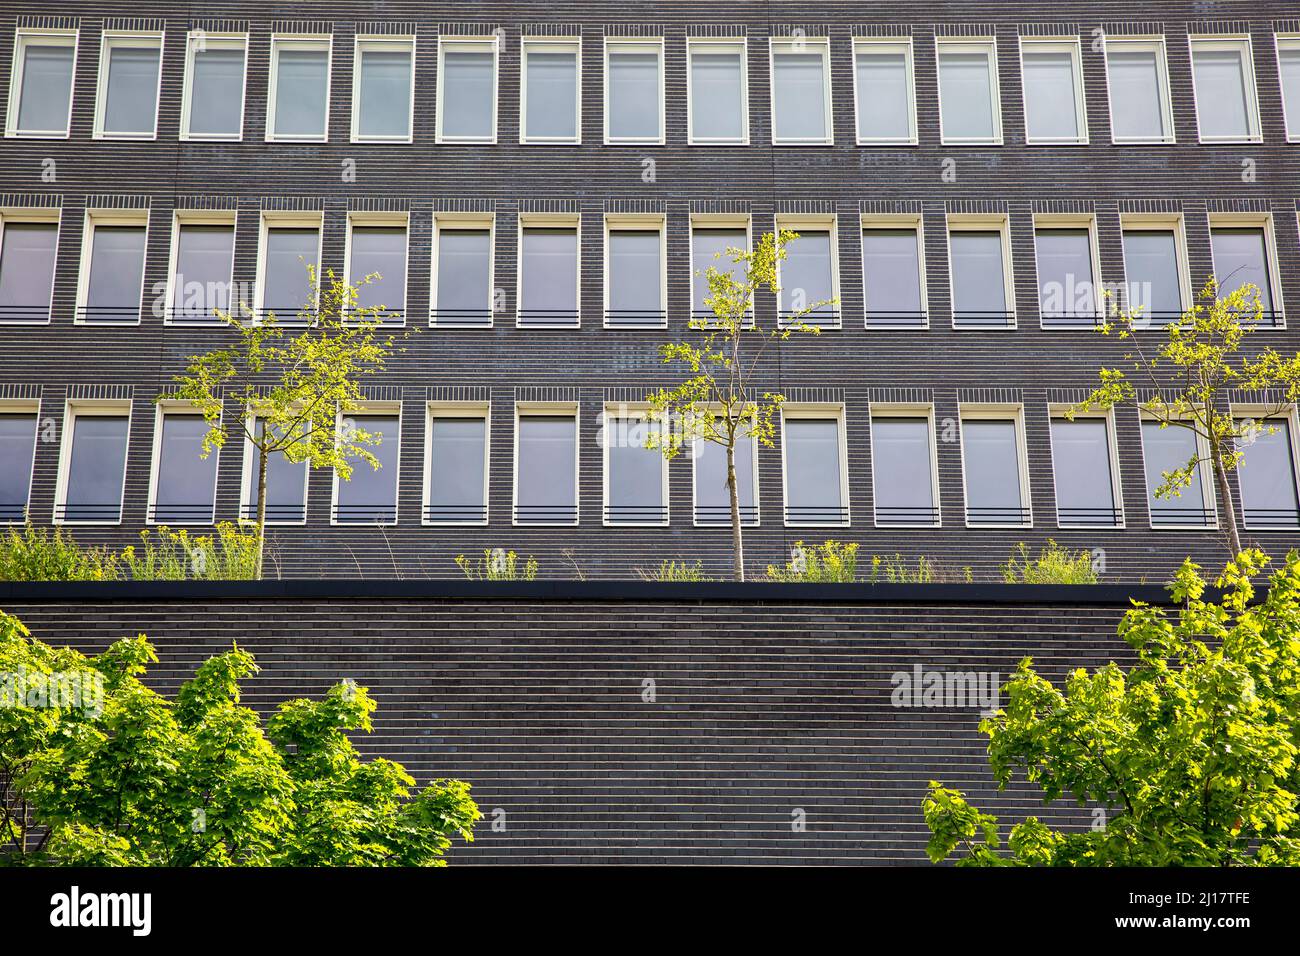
[[726, 441, 744, 582], [255, 448, 269, 580], [1212, 444, 1243, 558]]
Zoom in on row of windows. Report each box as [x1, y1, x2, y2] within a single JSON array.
[[8, 28, 1300, 146], [2, 399, 1297, 532], [0, 206, 1288, 328]]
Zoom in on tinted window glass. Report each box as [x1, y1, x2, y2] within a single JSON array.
[[1192, 46, 1251, 139], [516, 415, 577, 523], [1036, 229, 1096, 322], [608, 49, 660, 140], [1141, 421, 1209, 526], [689, 49, 744, 141], [441, 50, 495, 139], [103, 44, 161, 134], [694, 434, 756, 524], [0, 414, 38, 520], [784, 418, 843, 522], [435, 229, 492, 324], [772, 50, 828, 141], [855, 49, 911, 140], [246, 418, 309, 522], [607, 418, 664, 522], [873, 417, 936, 525], [1107, 48, 1167, 140], [17, 43, 75, 133], [0, 223, 58, 322], [273, 47, 329, 137], [950, 231, 1008, 323], [1210, 227, 1273, 313], [427, 416, 487, 522], [862, 229, 923, 325], [262, 227, 319, 319], [349, 226, 406, 319], [1051, 418, 1118, 525], [691, 228, 745, 316], [154, 414, 218, 523], [962, 419, 1024, 523], [63, 415, 129, 522], [779, 231, 834, 322], [520, 228, 578, 323], [357, 47, 412, 138], [525, 49, 578, 139], [1237, 419, 1300, 527], [172, 225, 234, 321], [188, 46, 245, 136], [608, 230, 662, 323], [1022, 49, 1082, 140], [938, 49, 995, 139], [84, 225, 146, 323], [1123, 230, 1183, 322], [335, 414, 399, 522]]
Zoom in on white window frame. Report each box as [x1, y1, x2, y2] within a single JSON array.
[[1103, 36, 1175, 145], [869, 402, 940, 528], [180, 30, 247, 141], [0, 205, 62, 325], [343, 210, 409, 326], [1018, 36, 1088, 145], [1137, 413, 1217, 531], [1277, 35, 1300, 143], [330, 401, 402, 527], [513, 402, 581, 527], [0, 397, 41, 523], [436, 35, 499, 145], [780, 403, 850, 528], [1118, 212, 1193, 326], [957, 403, 1032, 528], [1207, 211, 1286, 326], [686, 37, 749, 146], [1231, 403, 1300, 531], [768, 36, 834, 146], [946, 213, 1016, 329], [774, 213, 840, 328], [934, 37, 1003, 146], [1032, 212, 1104, 329], [688, 212, 753, 326], [516, 211, 581, 329], [93, 30, 164, 141], [603, 37, 665, 145], [1188, 35, 1262, 144], [164, 209, 238, 326], [690, 410, 761, 528], [75, 208, 150, 326], [5, 28, 78, 138], [147, 401, 220, 526], [520, 37, 582, 145], [1047, 404, 1125, 529], [254, 210, 324, 324], [603, 213, 666, 329], [54, 399, 133, 526], [601, 403, 669, 527], [859, 212, 928, 329], [350, 35, 416, 144], [431, 211, 495, 328], [238, 408, 312, 527], [851, 37, 917, 146], [422, 400, 491, 526], [266, 34, 333, 143]]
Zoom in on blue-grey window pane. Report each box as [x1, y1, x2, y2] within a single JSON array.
[[695, 434, 755, 524], [441, 51, 495, 139], [436, 230, 492, 321], [938, 51, 995, 139], [1108, 49, 1166, 139], [950, 231, 1007, 320], [1123, 230, 1183, 321], [103, 45, 160, 134], [517, 416, 577, 522], [520, 228, 578, 322], [691, 228, 745, 314], [17, 44, 74, 132], [608, 52, 660, 140], [154, 415, 217, 523], [172, 225, 234, 321], [1238, 419, 1300, 526], [1036, 229, 1096, 319], [349, 227, 406, 318], [1022, 51, 1081, 140], [690, 51, 743, 140], [0, 223, 58, 321], [0, 414, 37, 520], [608, 419, 663, 522], [873, 417, 935, 524], [336, 414, 399, 521], [1193, 48, 1251, 139], [862, 229, 923, 322], [525, 50, 577, 139], [263, 228, 319, 318], [188, 47, 244, 136], [357, 49, 411, 138], [1142, 422, 1206, 524], [608, 230, 661, 319], [962, 419, 1023, 522], [85, 226, 146, 323], [1282, 49, 1300, 137], [1211, 228, 1273, 313], [855, 51, 910, 140], [428, 417, 486, 521], [1051, 418, 1117, 523], [772, 52, 827, 141], [780, 231, 834, 320], [64, 415, 129, 521], [785, 418, 842, 521], [250, 419, 308, 521], [273, 48, 328, 137]]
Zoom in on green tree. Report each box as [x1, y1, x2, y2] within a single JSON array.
[[923, 549, 1300, 866], [0, 610, 479, 865], [644, 231, 831, 581], [1070, 278, 1300, 557], [160, 267, 405, 578]]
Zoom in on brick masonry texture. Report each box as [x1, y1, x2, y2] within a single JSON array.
[[2, 1, 1300, 581], [6, 591, 1147, 865]]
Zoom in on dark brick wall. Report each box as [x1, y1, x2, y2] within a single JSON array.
[[1, 2, 1299, 580]]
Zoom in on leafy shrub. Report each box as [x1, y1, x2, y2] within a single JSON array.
[[0, 524, 120, 581], [637, 559, 710, 582], [766, 540, 859, 582], [455, 548, 538, 581], [1000, 540, 1098, 584], [121, 523, 259, 581]]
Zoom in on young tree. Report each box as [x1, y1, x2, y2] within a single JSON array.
[[160, 267, 404, 578], [644, 231, 832, 581], [923, 549, 1300, 866], [1069, 278, 1300, 558]]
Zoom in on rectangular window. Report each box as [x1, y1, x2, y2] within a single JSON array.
[[1020, 38, 1087, 144], [432, 217, 493, 327], [853, 38, 916, 144], [168, 218, 236, 324], [871, 413, 939, 526], [352, 37, 414, 142], [687, 39, 748, 145], [515, 410, 578, 524], [961, 412, 1030, 526], [57, 406, 131, 524], [521, 39, 580, 144], [770, 38, 832, 145], [95, 32, 162, 139], [1050, 415, 1122, 527], [241, 417, 310, 524], [936, 38, 1002, 144], [690, 222, 749, 323], [78, 214, 148, 325], [604, 412, 667, 525], [0, 216, 59, 324], [776, 220, 838, 327], [1190, 37, 1260, 142], [1141, 420, 1214, 527], [1105, 38, 1173, 143], [862, 224, 926, 328], [0, 407, 38, 521], [268, 37, 331, 141], [425, 407, 489, 524], [257, 216, 321, 323], [437, 38, 497, 143], [518, 219, 579, 327], [605, 39, 663, 144], [1279, 37, 1300, 142], [1035, 220, 1100, 328], [783, 411, 848, 525], [6, 30, 77, 137], [150, 411, 218, 524], [693, 432, 758, 526], [333, 412, 400, 524], [1236, 416, 1300, 528], [605, 219, 665, 328], [346, 217, 408, 324], [1210, 220, 1280, 324], [948, 219, 1014, 328], [1121, 220, 1188, 326], [182, 32, 246, 140]]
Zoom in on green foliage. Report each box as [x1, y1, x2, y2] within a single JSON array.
[[868, 553, 937, 584], [455, 548, 539, 581], [1000, 540, 1099, 584], [636, 559, 711, 582], [0, 524, 120, 581], [120, 523, 259, 581], [766, 540, 859, 582], [0, 609, 480, 866], [925, 549, 1300, 866]]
